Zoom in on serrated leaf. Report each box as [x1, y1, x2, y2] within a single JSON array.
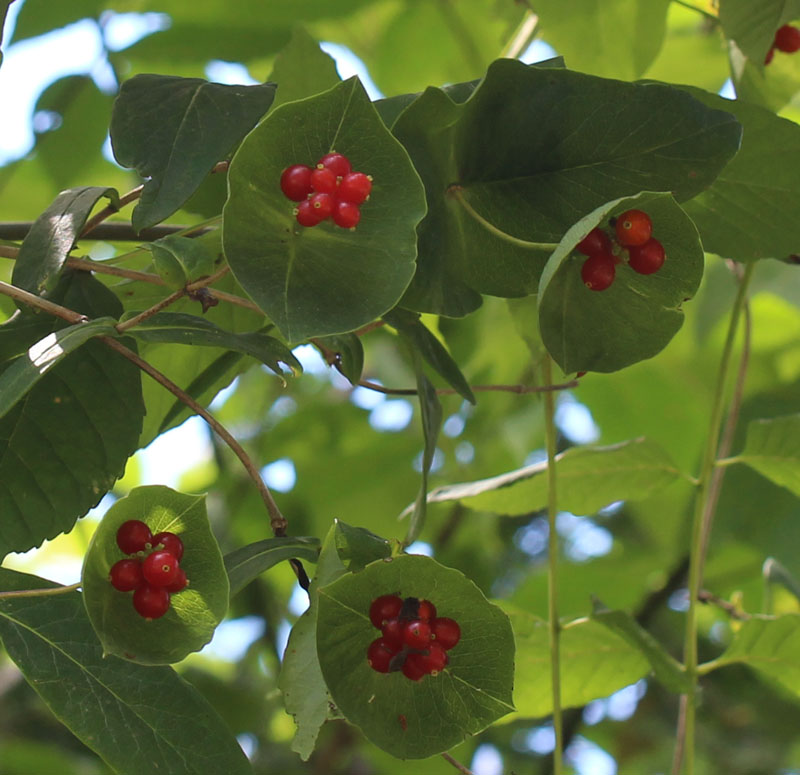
[[702, 614, 800, 698], [123, 312, 301, 377], [508, 607, 650, 718], [224, 536, 321, 598], [0, 317, 119, 420], [0, 567, 250, 775], [333, 519, 391, 572], [148, 235, 217, 288], [12, 186, 118, 299], [384, 308, 475, 403], [268, 26, 340, 107], [223, 76, 427, 342], [279, 526, 348, 760], [406, 437, 683, 517], [315, 333, 364, 385], [591, 602, 689, 693], [736, 414, 800, 496], [538, 192, 704, 373], [316, 554, 514, 759], [81, 485, 229, 665], [0, 272, 144, 558], [111, 74, 277, 231]]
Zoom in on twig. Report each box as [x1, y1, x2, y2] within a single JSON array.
[[0, 222, 210, 243], [98, 336, 288, 537], [0, 245, 19, 259], [697, 589, 750, 620], [357, 378, 579, 396], [441, 752, 475, 775], [0, 280, 86, 324], [0, 582, 81, 600], [500, 8, 540, 59], [115, 287, 187, 333], [353, 319, 386, 337], [80, 184, 144, 238]]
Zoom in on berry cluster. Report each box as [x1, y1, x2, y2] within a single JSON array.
[[109, 520, 188, 620], [280, 152, 372, 230], [366, 594, 461, 681], [766, 24, 800, 64], [577, 209, 665, 292]]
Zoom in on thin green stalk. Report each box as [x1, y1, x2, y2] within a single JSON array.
[[0, 582, 81, 599], [543, 354, 563, 774], [448, 186, 559, 251], [675, 261, 755, 775]]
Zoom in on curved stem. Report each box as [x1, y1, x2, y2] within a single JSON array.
[[448, 185, 559, 251], [80, 184, 144, 238], [543, 354, 563, 774], [356, 378, 579, 397], [674, 260, 755, 775], [0, 582, 81, 600]]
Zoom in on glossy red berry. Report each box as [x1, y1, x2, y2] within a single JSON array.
[[370, 594, 403, 628], [116, 520, 153, 554], [280, 164, 313, 202], [402, 653, 428, 681], [142, 550, 180, 587], [165, 566, 188, 593], [615, 209, 652, 247], [309, 192, 334, 220], [418, 642, 449, 674], [152, 531, 184, 561], [332, 200, 361, 229], [581, 253, 616, 291], [627, 238, 666, 275], [403, 619, 433, 649], [576, 227, 612, 257], [310, 166, 338, 194], [417, 599, 437, 621], [367, 638, 397, 673], [318, 152, 351, 178], [775, 24, 800, 53], [381, 617, 405, 650], [295, 199, 325, 227], [337, 172, 372, 205], [109, 559, 143, 592], [432, 617, 461, 650], [132, 584, 170, 619]]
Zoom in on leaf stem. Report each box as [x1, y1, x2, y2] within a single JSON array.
[[441, 752, 475, 775], [500, 8, 540, 59], [356, 378, 579, 397], [543, 354, 563, 774], [0, 582, 81, 599], [673, 260, 755, 775], [448, 185, 559, 251], [79, 184, 144, 239]]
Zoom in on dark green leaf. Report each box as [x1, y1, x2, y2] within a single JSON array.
[[735, 414, 800, 496], [12, 187, 118, 299], [224, 536, 321, 597], [0, 567, 250, 775], [539, 192, 704, 373], [110, 74, 277, 231], [8, 0, 102, 44], [384, 308, 475, 403], [223, 76, 427, 341], [333, 520, 391, 572], [123, 312, 301, 377], [268, 26, 340, 107], [315, 333, 364, 385], [81, 486, 229, 665], [316, 554, 514, 758], [148, 235, 217, 288]]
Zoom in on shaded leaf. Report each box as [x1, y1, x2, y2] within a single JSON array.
[[333, 519, 391, 572], [317, 554, 514, 758], [224, 536, 321, 597], [111, 74, 277, 231], [268, 26, 340, 107], [148, 235, 217, 288], [0, 567, 250, 775], [9, 0, 103, 44], [81, 486, 229, 665], [315, 333, 364, 385], [223, 76, 426, 341], [718, 0, 800, 65], [736, 414, 800, 497]]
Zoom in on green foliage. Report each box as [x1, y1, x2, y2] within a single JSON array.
[[735, 413, 800, 496]]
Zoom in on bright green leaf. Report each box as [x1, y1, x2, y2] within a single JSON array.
[[81, 485, 229, 665], [736, 414, 800, 496], [148, 235, 217, 288], [268, 26, 340, 107], [334, 520, 391, 572]]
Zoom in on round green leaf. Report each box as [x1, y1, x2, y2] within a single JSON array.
[[316, 554, 515, 759], [538, 192, 703, 373], [81, 485, 229, 665], [223, 76, 427, 342]]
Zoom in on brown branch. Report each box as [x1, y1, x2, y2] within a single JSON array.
[[80, 184, 144, 238], [115, 287, 187, 333], [357, 378, 579, 396], [98, 336, 288, 537], [0, 222, 209, 243], [697, 589, 750, 621], [0, 280, 87, 323], [353, 319, 386, 337], [0, 244, 19, 259], [441, 752, 475, 775]]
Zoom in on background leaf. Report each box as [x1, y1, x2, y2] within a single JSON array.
[[718, 0, 800, 65], [268, 26, 340, 107], [333, 520, 391, 572], [735, 413, 800, 497]]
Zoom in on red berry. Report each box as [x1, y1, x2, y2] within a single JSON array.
[[295, 199, 325, 227], [418, 642, 449, 674], [432, 617, 461, 650], [367, 638, 397, 673], [310, 166, 338, 194], [614, 209, 652, 247], [765, 46, 776, 65], [337, 172, 372, 205], [627, 238, 666, 275], [403, 619, 432, 649], [370, 594, 403, 628], [116, 520, 152, 554], [332, 200, 361, 229], [142, 550, 180, 587], [165, 567, 188, 593], [775, 24, 800, 53], [581, 253, 616, 291], [132, 584, 170, 619], [417, 599, 437, 621], [318, 152, 351, 178], [109, 559, 143, 592], [280, 164, 313, 202], [309, 192, 334, 220], [402, 654, 428, 681], [576, 227, 612, 256], [381, 618, 405, 650], [152, 531, 184, 561]]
